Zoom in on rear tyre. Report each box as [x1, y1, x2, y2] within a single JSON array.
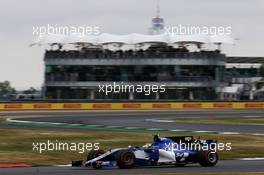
[[116, 149, 136, 169], [198, 150, 218, 167], [87, 149, 105, 169]]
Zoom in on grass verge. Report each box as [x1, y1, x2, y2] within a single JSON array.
[[0, 127, 263, 165], [0, 117, 6, 123]]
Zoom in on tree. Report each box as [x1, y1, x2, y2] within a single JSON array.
[[0, 81, 16, 98]]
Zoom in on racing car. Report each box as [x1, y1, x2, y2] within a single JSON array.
[[72, 135, 218, 169]]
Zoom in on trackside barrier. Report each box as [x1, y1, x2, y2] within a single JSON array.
[[0, 102, 264, 111]]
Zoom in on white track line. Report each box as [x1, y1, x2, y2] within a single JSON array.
[[238, 158, 264, 161], [147, 128, 164, 131], [7, 118, 264, 136], [251, 133, 264, 136], [193, 131, 216, 133], [219, 132, 240, 135], [125, 127, 140, 129], [170, 129, 189, 132], [145, 119, 175, 123], [53, 164, 72, 167]]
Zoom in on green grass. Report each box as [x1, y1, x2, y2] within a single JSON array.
[[0, 127, 263, 165], [173, 117, 264, 125], [0, 117, 6, 123]]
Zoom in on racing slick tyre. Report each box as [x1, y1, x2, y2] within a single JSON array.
[[198, 150, 218, 167], [116, 149, 136, 169], [87, 149, 105, 169]]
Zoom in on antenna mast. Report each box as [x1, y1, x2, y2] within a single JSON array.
[[156, 0, 160, 17]]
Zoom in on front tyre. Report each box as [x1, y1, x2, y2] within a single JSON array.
[[116, 149, 136, 169], [87, 149, 105, 161], [198, 150, 218, 167], [87, 149, 105, 169]]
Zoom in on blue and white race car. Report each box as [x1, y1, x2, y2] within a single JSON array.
[[72, 135, 218, 169]]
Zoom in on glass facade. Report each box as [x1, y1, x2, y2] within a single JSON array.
[[44, 65, 222, 100], [45, 87, 216, 100], [226, 67, 260, 78], [45, 65, 225, 82], [44, 45, 226, 101]]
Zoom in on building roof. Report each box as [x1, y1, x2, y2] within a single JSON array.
[[32, 33, 234, 46], [226, 63, 262, 69]]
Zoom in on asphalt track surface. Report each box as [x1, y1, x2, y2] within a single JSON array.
[[1, 160, 264, 175], [4, 110, 264, 133], [1, 110, 264, 174]]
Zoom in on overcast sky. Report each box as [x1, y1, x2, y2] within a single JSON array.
[[0, 0, 264, 89]]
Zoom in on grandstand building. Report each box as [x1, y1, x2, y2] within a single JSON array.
[[224, 57, 264, 100], [42, 33, 231, 101], [39, 5, 263, 101]]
